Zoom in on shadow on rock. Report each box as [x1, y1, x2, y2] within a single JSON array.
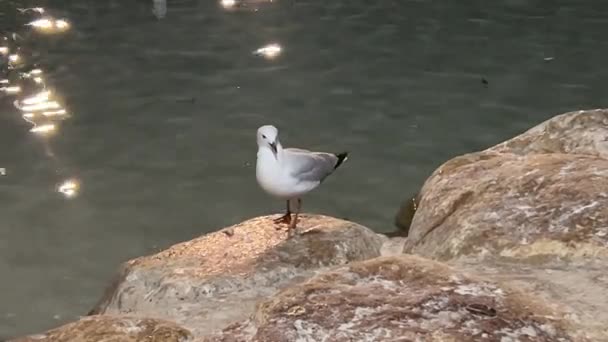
[[390, 191, 421, 237]]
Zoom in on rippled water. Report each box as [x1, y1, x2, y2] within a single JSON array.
[[1, 0, 607, 338]]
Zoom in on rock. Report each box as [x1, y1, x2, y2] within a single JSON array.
[[453, 257, 608, 341], [205, 255, 587, 341], [8, 315, 191, 342], [379, 236, 407, 256], [404, 152, 608, 261], [398, 109, 608, 341], [487, 108, 608, 158], [403, 109, 608, 261], [89, 214, 386, 338]]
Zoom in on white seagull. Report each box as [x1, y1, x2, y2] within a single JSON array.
[[256, 125, 348, 235]]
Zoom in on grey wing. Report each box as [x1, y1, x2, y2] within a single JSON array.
[[283, 149, 338, 182]]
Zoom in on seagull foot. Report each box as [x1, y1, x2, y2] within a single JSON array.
[[273, 213, 292, 226]]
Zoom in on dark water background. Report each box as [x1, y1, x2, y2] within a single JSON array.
[[1, 0, 607, 338]]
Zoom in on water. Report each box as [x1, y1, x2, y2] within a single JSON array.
[[1, 0, 607, 338]]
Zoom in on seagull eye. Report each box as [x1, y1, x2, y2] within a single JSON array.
[[262, 134, 267, 139]]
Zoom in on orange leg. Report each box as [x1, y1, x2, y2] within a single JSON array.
[[287, 198, 301, 236], [273, 200, 291, 228]]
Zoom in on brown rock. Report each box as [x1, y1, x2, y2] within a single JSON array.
[[404, 152, 608, 261], [89, 215, 386, 338], [488, 108, 608, 158], [403, 109, 608, 261], [205, 256, 587, 341], [453, 257, 608, 341], [398, 109, 608, 340], [8, 315, 191, 342]]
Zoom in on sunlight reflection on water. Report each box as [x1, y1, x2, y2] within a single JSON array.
[[219, 0, 276, 12], [1, 6, 78, 198]]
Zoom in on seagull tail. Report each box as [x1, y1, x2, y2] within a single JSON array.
[[333, 152, 349, 170]]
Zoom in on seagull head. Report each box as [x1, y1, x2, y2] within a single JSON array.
[[257, 125, 279, 156]]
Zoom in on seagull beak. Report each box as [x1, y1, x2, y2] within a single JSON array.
[[269, 141, 278, 156]]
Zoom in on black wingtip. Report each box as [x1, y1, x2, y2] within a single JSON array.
[[334, 152, 349, 170]]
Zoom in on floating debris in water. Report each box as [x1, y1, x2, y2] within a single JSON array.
[[481, 78, 489, 87]]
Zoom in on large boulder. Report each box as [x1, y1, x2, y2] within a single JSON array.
[[397, 109, 608, 341], [205, 256, 588, 341], [8, 315, 191, 342], [488, 108, 608, 158], [89, 214, 386, 338], [403, 109, 608, 261], [393, 108, 608, 239], [453, 257, 608, 341], [403, 152, 608, 261]]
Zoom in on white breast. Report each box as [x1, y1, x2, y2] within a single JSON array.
[[256, 149, 319, 199]]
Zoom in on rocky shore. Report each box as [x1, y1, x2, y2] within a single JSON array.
[[9, 109, 608, 341]]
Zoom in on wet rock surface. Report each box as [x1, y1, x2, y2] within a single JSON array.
[[393, 191, 420, 237], [205, 256, 586, 341], [89, 215, 386, 338], [8, 315, 192, 342]]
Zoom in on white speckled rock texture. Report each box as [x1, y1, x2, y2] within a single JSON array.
[[404, 152, 608, 261], [88, 214, 386, 338], [204, 256, 588, 341], [398, 108, 608, 341], [403, 109, 608, 261], [452, 257, 608, 341], [488, 108, 608, 158], [8, 315, 192, 342]]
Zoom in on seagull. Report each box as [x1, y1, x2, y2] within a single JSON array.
[[256, 125, 348, 235]]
